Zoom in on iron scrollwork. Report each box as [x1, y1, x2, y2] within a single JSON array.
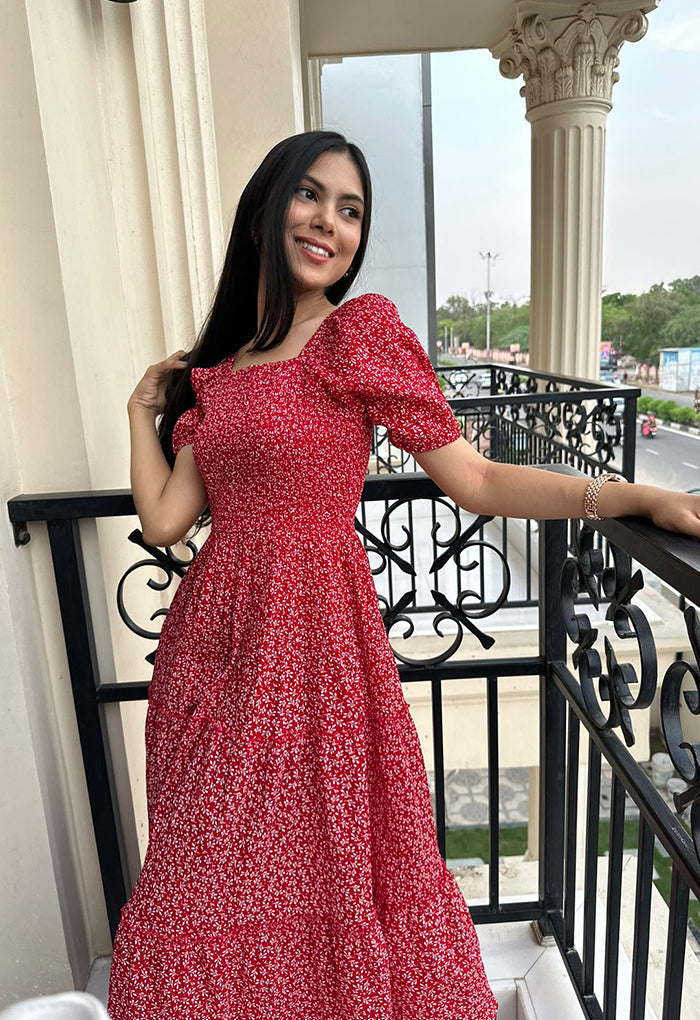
[[369, 424, 414, 474], [661, 606, 700, 860], [425, 366, 630, 477], [560, 521, 657, 746], [359, 499, 510, 665], [486, 396, 622, 470], [116, 529, 202, 664], [588, 398, 622, 465], [441, 367, 487, 400], [494, 368, 538, 396], [120, 501, 512, 669]]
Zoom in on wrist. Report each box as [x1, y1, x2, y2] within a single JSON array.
[[595, 477, 652, 519], [128, 399, 158, 423]]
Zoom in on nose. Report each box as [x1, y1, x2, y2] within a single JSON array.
[[310, 201, 335, 235]]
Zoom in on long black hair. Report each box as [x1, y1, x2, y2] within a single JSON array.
[[158, 130, 373, 483]]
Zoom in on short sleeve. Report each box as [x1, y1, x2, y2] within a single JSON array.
[[171, 368, 205, 456], [334, 293, 463, 454]]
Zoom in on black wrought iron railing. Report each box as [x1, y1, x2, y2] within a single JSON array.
[[8, 392, 700, 1017], [372, 361, 640, 484], [368, 361, 639, 613]]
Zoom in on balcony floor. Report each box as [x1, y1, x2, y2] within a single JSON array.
[[85, 918, 582, 1019]]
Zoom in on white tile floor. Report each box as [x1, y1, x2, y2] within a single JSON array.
[[86, 921, 584, 1020], [477, 919, 584, 1019]]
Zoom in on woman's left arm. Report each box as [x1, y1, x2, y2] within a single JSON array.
[[412, 436, 700, 538]]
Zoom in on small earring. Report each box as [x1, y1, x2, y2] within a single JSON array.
[[250, 229, 261, 252]]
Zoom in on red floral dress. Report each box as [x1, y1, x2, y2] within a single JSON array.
[[107, 292, 498, 1019]]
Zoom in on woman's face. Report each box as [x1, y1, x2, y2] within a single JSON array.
[[283, 150, 365, 296]]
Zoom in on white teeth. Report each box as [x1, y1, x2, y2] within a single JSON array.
[[297, 239, 331, 258]]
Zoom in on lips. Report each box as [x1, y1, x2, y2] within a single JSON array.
[[295, 236, 334, 257]]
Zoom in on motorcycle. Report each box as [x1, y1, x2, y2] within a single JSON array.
[[640, 414, 657, 439]]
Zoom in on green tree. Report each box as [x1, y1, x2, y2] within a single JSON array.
[[436, 276, 700, 365], [467, 301, 530, 349], [669, 276, 700, 302], [662, 304, 700, 348], [500, 323, 530, 352], [437, 295, 484, 348], [437, 295, 481, 321], [619, 284, 683, 364], [601, 292, 635, 351]]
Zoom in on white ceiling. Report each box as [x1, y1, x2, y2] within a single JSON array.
[[302, 0, 516, 58]]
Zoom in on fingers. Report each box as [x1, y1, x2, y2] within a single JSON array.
[[657, 508, 700, 539], [154, 349, 189, 373], [168, 349, 189, 366]]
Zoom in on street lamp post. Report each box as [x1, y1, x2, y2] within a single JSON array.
[[480, 251, 499, 359]]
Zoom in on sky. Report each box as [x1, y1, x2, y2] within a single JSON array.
[[430, 0, 700, 308]]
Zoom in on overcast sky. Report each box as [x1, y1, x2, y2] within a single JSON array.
[[431, 0, 700, 308]]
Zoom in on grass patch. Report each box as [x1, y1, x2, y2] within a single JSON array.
[[446, 825, 527, 862], [446, 818, 699, 930]]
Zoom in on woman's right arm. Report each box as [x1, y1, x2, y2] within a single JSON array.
[[127, 351, 209, 547]]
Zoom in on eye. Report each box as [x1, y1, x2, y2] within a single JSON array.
[[296, 185, 362, 220]]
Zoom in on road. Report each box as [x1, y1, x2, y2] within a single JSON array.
[[640, 387, 694, 409], [627, 425, 700, 492]]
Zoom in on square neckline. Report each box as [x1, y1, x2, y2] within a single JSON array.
[[223, 300, 349, 376]]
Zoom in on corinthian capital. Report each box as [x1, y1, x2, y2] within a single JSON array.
[[492, 1, 659, 112]]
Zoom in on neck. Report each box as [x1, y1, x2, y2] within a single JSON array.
[[256, 265, 331, 333]]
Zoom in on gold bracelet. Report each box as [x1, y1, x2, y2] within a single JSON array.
[[582, 473, 624, 521]]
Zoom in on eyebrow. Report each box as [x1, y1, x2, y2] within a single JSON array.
[[301, 173, 365, 206]]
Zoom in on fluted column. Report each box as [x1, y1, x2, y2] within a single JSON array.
[[493, 1, 658, 380]]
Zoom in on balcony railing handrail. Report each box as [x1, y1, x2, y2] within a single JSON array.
[[446, 386, 641, 407], [540, 463, 700, 605], [439, 358, 642, 394], [8, 472, 699, 604]]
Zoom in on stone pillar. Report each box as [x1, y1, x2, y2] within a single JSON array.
[[492, 1, 658, 381]]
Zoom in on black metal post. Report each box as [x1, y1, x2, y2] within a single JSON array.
[[47, 518, 127, 939], [487, 673, 500, 909], [539, 518, 568, 936], [662, 868, 690, 1020], [629, 818, 654, 1019], [622, 394, 638, 482], [431, 678, 447, 860], [583, 744, 602, 997]]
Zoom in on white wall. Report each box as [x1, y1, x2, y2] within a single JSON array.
[[0, 0, 306, 1003]]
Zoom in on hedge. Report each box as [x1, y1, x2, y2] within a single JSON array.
[[637, 396, 700, 426]]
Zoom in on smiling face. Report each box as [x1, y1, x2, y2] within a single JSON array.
[[283, 150, 365, 297]]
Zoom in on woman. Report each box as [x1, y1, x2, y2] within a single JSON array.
[[109, 129, 699, 1020]]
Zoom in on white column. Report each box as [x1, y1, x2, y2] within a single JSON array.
[[492, 0, 659, 381], [528, 97, 609, 379]]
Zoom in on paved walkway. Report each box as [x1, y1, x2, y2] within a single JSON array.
[[426, 762, 686, 829], [640, 384, 695, 407], [428, 761, 700, 958]]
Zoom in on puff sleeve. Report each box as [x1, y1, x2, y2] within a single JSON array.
[[336, 293, 463, 454], [172, 368, 206, 456]]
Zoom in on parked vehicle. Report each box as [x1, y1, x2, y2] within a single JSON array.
[[640, 413, 657, 439]]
